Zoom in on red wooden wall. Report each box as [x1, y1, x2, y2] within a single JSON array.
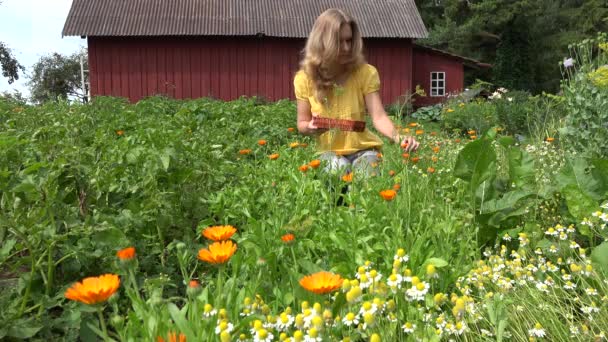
[[411, 47, 464, 107], [88, 36, 415, 105]]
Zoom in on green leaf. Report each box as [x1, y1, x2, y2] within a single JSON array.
[[453, 138, 497, 190], [562, 184, 598, 228], [167, 303, 195, 339], [92, 227, 129, 247], [591, 242, 608, 273], [425, 257, 448, 268], [507, 148, 535, 188], [557, 157, 601, 200], [7, 321, 43, 339], [497, 136, 515, 148]]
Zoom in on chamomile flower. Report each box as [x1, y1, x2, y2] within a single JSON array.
[[341, 312, 358, 327], [253, 329, 274, 342], [204, 303, 218, 317], [387, 273, 403, 289], [549, 245, 558, 253], [586, 288, 598, 296], [569, 241, 580, 249], [215, 319, 235, 335], [276, 312, 295, 332], [545, 227, 558, 236], [358, 301, 378, 316], [528, 323, 546, 338], [394, 248, 409, 263], [402, 322, 416, 333]]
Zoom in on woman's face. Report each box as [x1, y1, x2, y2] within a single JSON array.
[[338, 23, 353, 64]]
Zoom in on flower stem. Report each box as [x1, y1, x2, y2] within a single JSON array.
[[97, 307, 109, 341], [128, 268, 141, 300], [217, 265, 225, 308]]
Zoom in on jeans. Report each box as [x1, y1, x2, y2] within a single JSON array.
[[318, 148, 380, 177]]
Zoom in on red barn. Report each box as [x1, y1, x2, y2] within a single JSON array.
[[62, 0, 487, 105]]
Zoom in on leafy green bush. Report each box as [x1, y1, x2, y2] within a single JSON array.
[[492, 90, 532, 135], [441, 100, 498, 135], [559, 32, 608, 158], [411, 104, 442, 121]]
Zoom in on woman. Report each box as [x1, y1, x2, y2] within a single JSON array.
[[294, 8, 419, 177]]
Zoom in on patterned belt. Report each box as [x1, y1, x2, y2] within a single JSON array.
[[312, 117, 366, 132]]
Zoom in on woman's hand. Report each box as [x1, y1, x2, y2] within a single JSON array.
[[306, 113, 328, 135], [397, 135, 419, 152]]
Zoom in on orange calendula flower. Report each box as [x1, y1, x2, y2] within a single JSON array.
[[470, 135, 477, 140], [189, 280, 200, 288], [411, 156, 420, 164], [65, 274, 120, 305], [157, 332, 187, 342], [281, 233, 295, 243], [431, 156, 438, 162], [289, 142, 300, 148], [300, 143, 308, 148], [197, 241, 237, 264], [546, 137, 555, 142], [287, 127, 295, 132], [389, 170, 396, 177], [342, 172, 353, 182], [402, 128, 411, 134], [402, 152, 410, 159], [432, 146, 440, 153], [299, 165, 309, 172], [376, 152, 383, 159], [269, 153, 280, 160], [393, 183, 401, 191], [415, 130, 424, 135], [427, 167, 436, 173], [116, 130, 125, 136], [202, 225, 237, 241], [238, 149, 252, 155], [468, 130, 476, 135], [408, 123, 418, 127], [299, 271, 343, 295], [454, 138, 461, 143], [116, 247, 136, 260], [379, 189, 397, 201], [309, 159, 321, 169], [258, 139, 267, 146]]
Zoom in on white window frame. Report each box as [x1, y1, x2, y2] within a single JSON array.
[[430, 72, 446, 97]]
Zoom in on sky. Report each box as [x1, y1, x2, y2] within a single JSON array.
[[0, 0, 85, 97]]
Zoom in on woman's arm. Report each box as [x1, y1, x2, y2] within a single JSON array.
[[365, 91, 419, 151], [297, 99, 327, 135]]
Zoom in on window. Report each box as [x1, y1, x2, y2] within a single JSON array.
[[430, 72, 445, 97]]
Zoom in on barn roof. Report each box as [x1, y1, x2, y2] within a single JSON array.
[[62, 0, 428, 39]]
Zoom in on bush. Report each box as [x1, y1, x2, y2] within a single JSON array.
[[559, 32, 608, 158], [493, 89, 532, 135], [411, 104, 442, 121], [441, 99, 498, 136]]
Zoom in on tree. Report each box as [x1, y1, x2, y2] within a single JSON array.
[[0, 0, 25, 84], [416, 0, 608, 93], [28, 49, 88, 104]]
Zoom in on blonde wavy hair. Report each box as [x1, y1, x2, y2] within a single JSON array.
[[300, 8, 366, 102]]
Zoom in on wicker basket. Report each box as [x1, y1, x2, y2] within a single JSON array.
[[312, 117, 366, 132]]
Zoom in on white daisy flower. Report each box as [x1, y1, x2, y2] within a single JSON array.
[[402, 322, 416, 333], [342, 312, 359, 327], [528, 323, 546, 338]]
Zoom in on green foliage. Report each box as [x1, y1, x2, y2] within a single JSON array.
[[27, 49, 88, 104], [454, 130, 539, 246], [412, 104, 442, 122], [0, 42, 24, 85], [441, 100, 498, 135], [417, 0, 608, 93], [559, 32, 608, 159]]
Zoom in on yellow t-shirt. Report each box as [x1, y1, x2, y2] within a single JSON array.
[[293, 63, 384, 156]]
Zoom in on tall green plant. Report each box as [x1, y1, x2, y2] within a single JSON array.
[[559, 32, 608, 159]]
